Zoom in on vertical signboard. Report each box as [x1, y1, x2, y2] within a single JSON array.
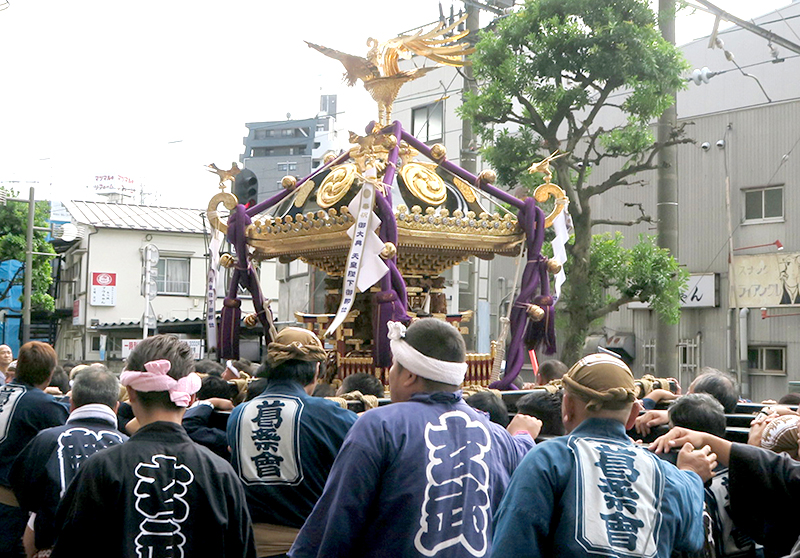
[[90, 272, 117, 306]]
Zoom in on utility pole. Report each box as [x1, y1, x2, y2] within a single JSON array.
[[23, 187, 35, 344], [461, 2, 479, 176], [656, 0, 680, 378], [460, 1, 481, 351], [3, 186, 55, 345]]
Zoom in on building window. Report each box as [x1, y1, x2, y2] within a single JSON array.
[[678, 335, 701, 386], [642, 338, 656, 375], [747, 346, 786, 375], [156, 257, 190, 295], [277, 162, 297, 172], [412, 102, 444, 143], [744, 186, 783, 223], [254, 129, 276, 139], [91, 336, 101, 351], [252, 147, 275, 157], [282, 129, 294, 137]]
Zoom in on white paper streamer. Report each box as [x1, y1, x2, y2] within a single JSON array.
[[206, 230, 223, 352], [325, 171, 389, 337], [552, 205, 570, 303]]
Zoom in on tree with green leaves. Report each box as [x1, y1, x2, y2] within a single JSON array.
[[0, 186, 55, 312], [461, 0, 690, 365]]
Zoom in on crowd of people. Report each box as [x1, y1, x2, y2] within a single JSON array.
[[0, 327, 797, 557]]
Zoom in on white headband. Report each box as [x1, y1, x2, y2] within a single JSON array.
[[225, 360, 241, 379], [387, 321, 467, 385]]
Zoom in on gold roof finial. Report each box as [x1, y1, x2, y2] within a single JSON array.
[[207, 162, 241, 191], [527, 151, 567, 185], [306, 15, 474, 126]]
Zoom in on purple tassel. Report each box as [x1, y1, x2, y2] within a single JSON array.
[[373, 290, 406, 368], [524, 303, 556, 355], [219, 298, 241, 360]]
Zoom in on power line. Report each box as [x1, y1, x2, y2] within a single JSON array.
[[765, 133, 800, 186]]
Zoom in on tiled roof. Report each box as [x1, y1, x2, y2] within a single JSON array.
[[62, 201, 207, 234], [97, 317, 206, 329]]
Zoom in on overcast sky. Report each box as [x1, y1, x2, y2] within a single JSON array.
[[0, 0, 792, 208]]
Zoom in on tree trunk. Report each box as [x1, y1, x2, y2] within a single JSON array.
[[560, 207, 593, 366]]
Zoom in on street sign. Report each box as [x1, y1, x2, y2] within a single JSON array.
[[141, 244, 160, 301]]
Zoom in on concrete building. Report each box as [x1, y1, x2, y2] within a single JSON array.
[[54, 201, 278, 367], [240, 97, 340, 322], [597, 2, 800, 401], [240, 95, 339, 202]]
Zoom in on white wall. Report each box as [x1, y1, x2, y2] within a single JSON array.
[[56, 227, 279, 362]]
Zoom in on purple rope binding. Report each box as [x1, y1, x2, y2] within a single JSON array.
[[491, 202, 556, 389], [216, 153, 354, 359], [219, 203, 276, 359], [373, 121, 411, 367]]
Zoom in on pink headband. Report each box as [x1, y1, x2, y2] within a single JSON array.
[[120, 359, 201, 408]]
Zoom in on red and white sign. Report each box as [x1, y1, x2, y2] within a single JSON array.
[[91, 272, 117, 306], [121, 339, 142, 358], [93, 272, 116, 287]]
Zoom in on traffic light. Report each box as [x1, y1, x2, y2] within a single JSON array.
[[233, 169, 259, 208]]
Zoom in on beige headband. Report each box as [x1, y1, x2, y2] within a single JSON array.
[[761, 415, 800, 458], [267, 327, 326, 367], [563, 353, 636, 412]]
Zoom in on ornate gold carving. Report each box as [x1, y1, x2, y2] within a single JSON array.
[[235, 191, 522, 277], [453, 176, 476, 203], [294, 179, 316, 208], [383, 134, 397, 149], [206, 191, 239, 235], [400, 162, 447, 205], [281, 175, 297, 189], [533, 183, 569, 228], [396, 204, 518, 237], [243, 313, 259, 327], [430, 143, 446, 161], [317, 164, 357, 208], [397, 141, 419, 167], [528, 150, 569, 228]]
